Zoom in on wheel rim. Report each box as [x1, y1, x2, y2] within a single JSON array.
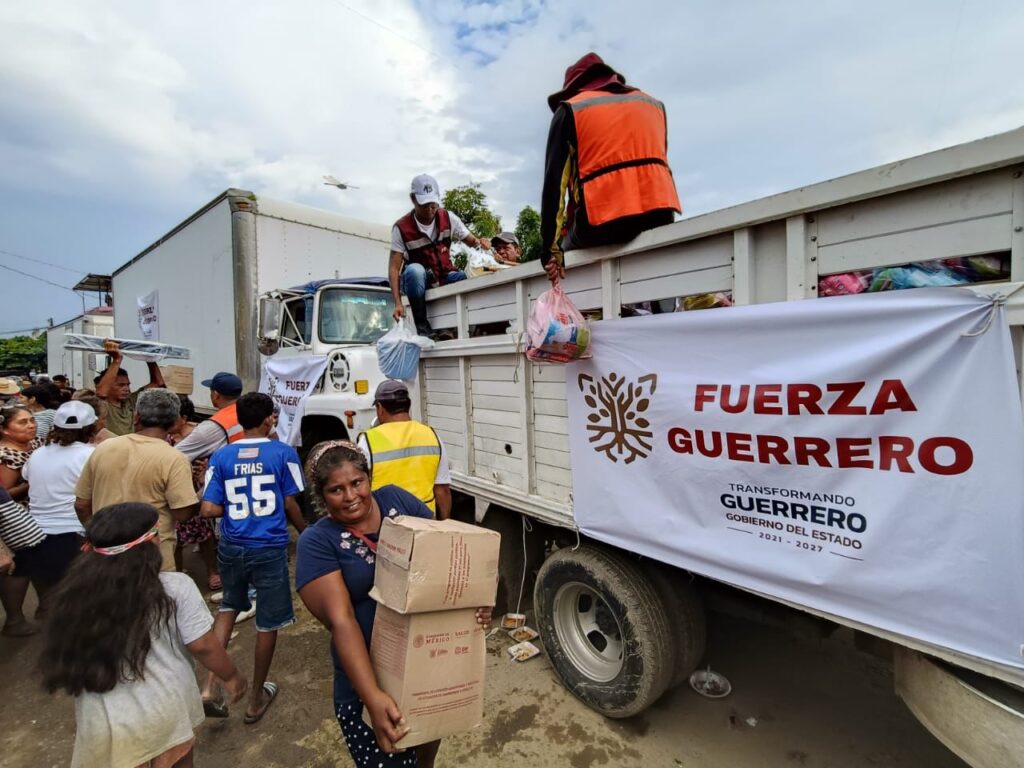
[[551, 581, 624, 682]]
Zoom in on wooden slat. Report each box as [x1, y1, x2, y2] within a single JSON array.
[[534, 431, 569, 451], [473, 450, 525, 478], [815, 170, 1012, 247], [474, 422, 523, 443], [424, 365, 459, 381], [467, 303, 516, 325], [533, 381, 566, 400], [537, 462, 572, 487], [620, 265, 734, 305], [471, 354, 518, 368], [537, 480, 572, 501], [425, 403, 466, 421], [434, 430, 465, 450], [535, 414, 568, 434], [474, 436, 523, 459], [532, 364, 566, 384], [471, 365, 520, 382], [474, 408, 520, 428], [535, 447, 571, 470], [472, 393, 520, 413], [533, 398, 568, 417], [427, 416, 464, 435], [818, 214, 1012, 275], [423, 377, 460, 394], [425, 390, 461, 407], [472, 379, 519, 397], [618, 233, 732, 283]]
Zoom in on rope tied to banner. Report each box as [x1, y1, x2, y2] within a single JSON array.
[[961, 284, 1024, 337]]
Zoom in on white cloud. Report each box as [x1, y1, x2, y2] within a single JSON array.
[[0, 0, 1022, 337]]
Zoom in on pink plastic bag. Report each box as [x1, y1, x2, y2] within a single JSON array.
[[526, 285, 592, 363]]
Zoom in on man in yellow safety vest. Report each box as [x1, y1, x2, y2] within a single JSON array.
[[356, 380, 451, 519]]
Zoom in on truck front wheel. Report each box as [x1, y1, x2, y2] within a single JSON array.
[[533, 545, 673, 718]]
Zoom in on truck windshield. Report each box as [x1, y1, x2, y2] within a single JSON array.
[[318, 288, 395, 344]]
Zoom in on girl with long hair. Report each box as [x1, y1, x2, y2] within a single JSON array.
[[39, 502, 248, 768], [294, 441, 492, 768]]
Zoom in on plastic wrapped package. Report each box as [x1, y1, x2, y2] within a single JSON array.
[[868, 264, 969, 292], [818, 272, 870, 297], [679, 292, 733, 311], [376, 323, 434, 380], [526, 285, 592, 363]]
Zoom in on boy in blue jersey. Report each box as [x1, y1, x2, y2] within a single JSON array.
[[199, 392, 306, 724]]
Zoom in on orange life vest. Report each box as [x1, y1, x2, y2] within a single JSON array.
[[567, 89, 681, 227], [210, 403, 244, 444]]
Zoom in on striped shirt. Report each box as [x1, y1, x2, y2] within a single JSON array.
[[34, 409, 56, 441], [0, 487, 45, 551]]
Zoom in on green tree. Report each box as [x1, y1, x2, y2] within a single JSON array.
[[0, 334, 47, 372], [442, 184, 502, 238], [514, 205, 542, 263]]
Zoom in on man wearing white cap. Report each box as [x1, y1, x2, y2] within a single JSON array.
[[389, 174, 491, 336]]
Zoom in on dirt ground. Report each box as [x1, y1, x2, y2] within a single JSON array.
[[0, 553, 966, 768]]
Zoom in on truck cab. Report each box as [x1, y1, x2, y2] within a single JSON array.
[[258, 278, 394, 445]]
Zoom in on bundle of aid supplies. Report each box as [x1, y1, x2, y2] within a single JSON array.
[[818, 255, 1009, 297], [526, 284, 592, 363], [376, 321, 434, 380]]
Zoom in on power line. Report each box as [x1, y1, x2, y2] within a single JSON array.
[[0, 325, 48, 337], [0, 261, 77, 292], [325, 0, 445, 60], [0, 247, 82, 274]]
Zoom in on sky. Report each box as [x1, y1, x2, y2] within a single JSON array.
[[1, 0, 1022, 337]]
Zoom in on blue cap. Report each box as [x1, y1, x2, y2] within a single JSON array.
[[201, 372, 243, 396]]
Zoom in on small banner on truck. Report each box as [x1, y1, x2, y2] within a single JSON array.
[[137, 290, 159, 341], [566, 287, 1024, 672], [260, 355, 328, 447]]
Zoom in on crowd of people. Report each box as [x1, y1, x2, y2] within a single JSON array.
[[0, 50, 680, 767], [0, 345, 479, 768]]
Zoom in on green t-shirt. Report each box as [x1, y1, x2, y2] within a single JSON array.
[[104, 389, 143, 436]]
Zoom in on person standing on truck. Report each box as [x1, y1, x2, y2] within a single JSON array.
[[94, 341, 166, 436], [389, 174, 491, 337], [540, 52, 682, 283], [356, 380, 451, 520]]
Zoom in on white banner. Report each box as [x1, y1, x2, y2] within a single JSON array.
[[137, 290, 159, 341], [566, 288, 1024, 672], [260, 355, 328, 447]]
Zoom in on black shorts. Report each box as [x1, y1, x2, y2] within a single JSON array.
[[15, 532, 83, 584]]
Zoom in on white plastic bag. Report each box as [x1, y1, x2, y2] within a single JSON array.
[[526, 285, 592, 363], [376, 322, 434, 380]]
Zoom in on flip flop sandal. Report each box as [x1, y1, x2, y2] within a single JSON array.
[[208, 574, 222, 590], [202, 697, 229, 718], [243, 682, 279, 725]]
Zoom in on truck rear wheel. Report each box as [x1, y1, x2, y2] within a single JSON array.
[[645, 564, 707, 688], [533, 545, 673, 718]]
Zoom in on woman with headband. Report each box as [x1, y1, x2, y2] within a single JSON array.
[[295, 440, 492, 768], [38, 502, 247, 768]]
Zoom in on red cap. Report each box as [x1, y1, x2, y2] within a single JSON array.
[[547, 52, 625, 112]]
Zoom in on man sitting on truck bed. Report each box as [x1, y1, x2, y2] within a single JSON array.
[[540, 52, 682, 283], [389, 174, 491, 337]]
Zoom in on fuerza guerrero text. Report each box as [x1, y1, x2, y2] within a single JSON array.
[[667, 379, 974, 476]]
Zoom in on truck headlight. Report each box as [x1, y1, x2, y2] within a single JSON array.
[[329, 353, 351, 391]]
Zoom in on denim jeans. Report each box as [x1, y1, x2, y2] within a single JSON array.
[[401, 263, 467, 332]]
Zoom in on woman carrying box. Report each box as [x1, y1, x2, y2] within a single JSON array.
[[295, 440, 492, 768]]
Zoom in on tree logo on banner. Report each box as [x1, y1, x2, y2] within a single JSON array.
[[578, 372, 658, 464]]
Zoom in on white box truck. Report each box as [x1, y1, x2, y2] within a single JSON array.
[[414, 127, 1024, 767], [110, 189, 396, 442]]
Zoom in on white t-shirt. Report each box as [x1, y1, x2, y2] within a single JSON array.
[[356, 431, 451, 485], [390, 211, 471, 258], [23, 442, 94, 534], [72, 573, 213, 768]]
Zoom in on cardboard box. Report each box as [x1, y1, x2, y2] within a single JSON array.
[[370, 517, 500, 613], [366, 604, 486, 748], [162, 365, 194, 395]]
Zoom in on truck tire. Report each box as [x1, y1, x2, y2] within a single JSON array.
[[533, 545, 673, 718], [645, 564, 707, 688]]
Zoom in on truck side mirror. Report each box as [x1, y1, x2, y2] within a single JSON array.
[[258, 297, 282, 356]]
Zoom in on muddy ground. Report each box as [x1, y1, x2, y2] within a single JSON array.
[[1, 553, 966, 768]]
